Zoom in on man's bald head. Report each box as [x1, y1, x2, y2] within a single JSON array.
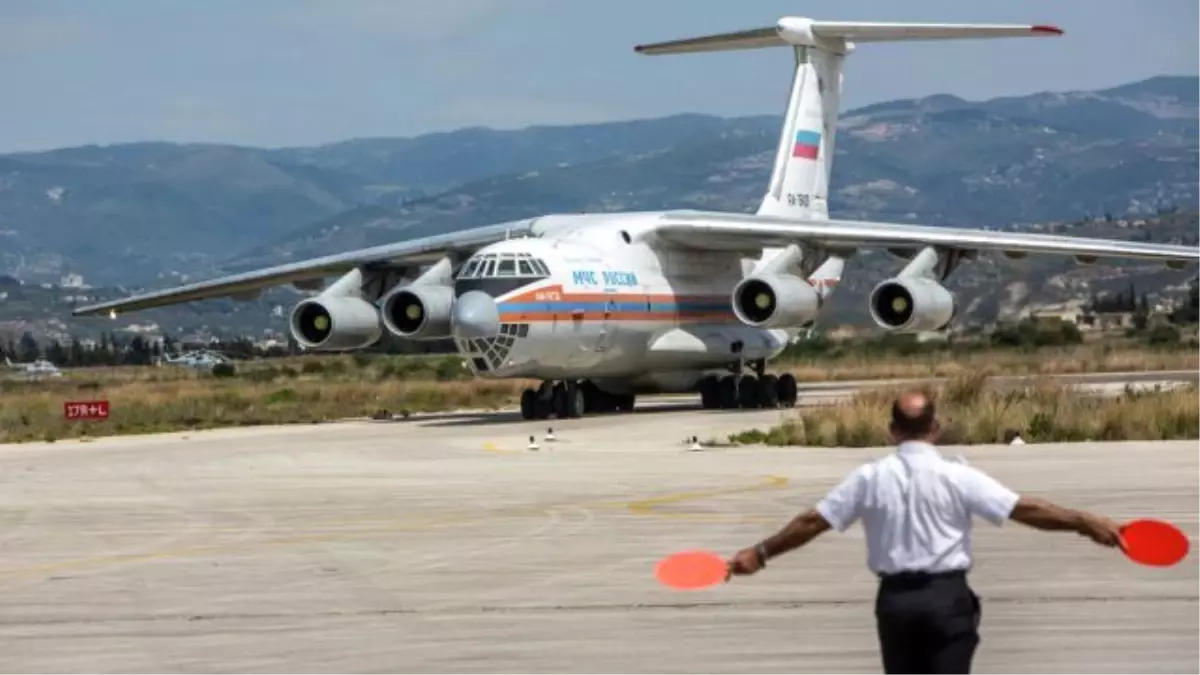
[[890, 390, 938, 440]]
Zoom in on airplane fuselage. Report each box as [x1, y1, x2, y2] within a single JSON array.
[[448, 212, 830, 395]]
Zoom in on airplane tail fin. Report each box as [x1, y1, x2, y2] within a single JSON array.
[[636, 18, 1062, 220]]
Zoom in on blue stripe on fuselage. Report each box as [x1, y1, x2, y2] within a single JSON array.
[[499, 300, 730, 313]]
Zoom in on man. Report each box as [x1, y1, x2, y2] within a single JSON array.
[[727, 390, 1123, 674]]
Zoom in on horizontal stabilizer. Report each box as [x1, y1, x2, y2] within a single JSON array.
[[635, 17, 1062, 55]]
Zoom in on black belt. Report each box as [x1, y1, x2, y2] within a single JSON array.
[[877, 569, 967, 586]]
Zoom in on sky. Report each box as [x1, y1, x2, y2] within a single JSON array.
[[1, 0, 1196, 152]]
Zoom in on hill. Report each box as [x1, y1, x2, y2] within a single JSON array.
[[225, 75, 1200, 268], [0, 76, 1194, 286]]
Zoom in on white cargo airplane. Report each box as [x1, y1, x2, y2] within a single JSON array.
[[74, 17, 1198, 420]]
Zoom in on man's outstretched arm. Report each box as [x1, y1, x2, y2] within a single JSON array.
[[1009, 495, 1123, 547], [728, 509, 832, 576], [727, 467, 866, 577]]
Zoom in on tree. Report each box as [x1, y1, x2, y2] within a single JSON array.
[[18, 332, 39, 362], [45, 340, 68, 365]]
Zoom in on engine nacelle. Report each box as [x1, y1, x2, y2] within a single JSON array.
[[732, 273, 822, 328], [869, 277, 955, 332], [290, 296, 383, 351], [380, 284, 454, 340]]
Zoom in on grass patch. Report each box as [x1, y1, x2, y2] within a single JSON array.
[[0, 376, 533, 443], [1, 342, 1194, 444], [730, 379, 1200, 447], [779, 342, 1197, 382]]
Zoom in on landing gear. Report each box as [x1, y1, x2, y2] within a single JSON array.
[[520, 389, 538, 420], [697, 364, 798, 411], [518, 379, 630, 419]]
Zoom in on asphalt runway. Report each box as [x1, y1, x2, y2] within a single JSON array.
[[0, 379, 1197, 673]]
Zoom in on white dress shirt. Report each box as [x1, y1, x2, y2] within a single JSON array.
[[815, 441, 1020, 575]]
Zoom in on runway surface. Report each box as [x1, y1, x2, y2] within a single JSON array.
[[0, 382, 1197, 673]]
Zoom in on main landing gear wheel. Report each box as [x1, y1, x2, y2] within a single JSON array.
[[699, 375, 720, 410], [775, 373, 798, 408], [614, 392, 636, 413], [700, 367, 793, 412], [759, 374, 780, 408], [519, 388, 552, 420], [738, 375, 761, 409], [718, 375, 739, 410], [520, 388, 538, 420], [565, 381, 585, 418]]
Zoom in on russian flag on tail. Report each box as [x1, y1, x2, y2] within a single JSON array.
[[792, 129, 820, 160]]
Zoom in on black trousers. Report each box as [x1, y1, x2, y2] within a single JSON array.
[[874, 570, 981, 674]]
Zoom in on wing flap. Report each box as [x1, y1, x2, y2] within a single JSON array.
[[72, 220, 538, 317], [649, 211, 1199, 263]]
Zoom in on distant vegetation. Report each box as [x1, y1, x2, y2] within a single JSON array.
[[0, 334, 1195, 444], [728, 375, 1199, 447], [0, 354, 527, 444]]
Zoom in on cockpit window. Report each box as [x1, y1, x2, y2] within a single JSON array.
[[455, 252, 550, 280]]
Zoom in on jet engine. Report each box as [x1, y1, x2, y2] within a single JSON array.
[[380, 284, 455, 340], [732, 273, 821, 328], [868, 277, 955, 332], [289, 296, 382, 351]]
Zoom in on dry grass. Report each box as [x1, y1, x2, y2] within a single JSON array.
[[1, 344, 1194, 444], [781, 343, 1197, 382], [0, 376, 533, 444], [731, 376, 1200, 447]]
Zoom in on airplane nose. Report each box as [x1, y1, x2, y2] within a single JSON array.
[[452, 290, 500, 339]]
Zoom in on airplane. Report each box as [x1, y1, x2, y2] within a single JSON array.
[[73, 16, 1199, 420], [5, 356, 64, 378]]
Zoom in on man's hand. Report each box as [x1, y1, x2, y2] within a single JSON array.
[[726, 546, 765, 579], [1077, 513, 1123, 548]]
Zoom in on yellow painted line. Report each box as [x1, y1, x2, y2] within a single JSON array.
[[482, 441, 524, 455], [623, 475, 788, 515]]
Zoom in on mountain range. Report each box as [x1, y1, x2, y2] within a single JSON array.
[[0, 75, 1196, 341]]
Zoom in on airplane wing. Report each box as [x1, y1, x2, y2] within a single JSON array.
[[646, 210, 1199, 267], [71, 219, 539, 317]]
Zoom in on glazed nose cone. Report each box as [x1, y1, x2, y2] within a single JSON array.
[[452, 290, 500, 339]]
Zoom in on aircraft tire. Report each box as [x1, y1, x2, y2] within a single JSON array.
[[520, 389, 538, 420], [551, 382, 569, 419], [615, 393, 636, 413], [759, 374, 780, 408], [776, 373, 798, 408], [595, 391, 615, 414], [718, 375, 739, 409], [698, 375, 719, 409], [738, 375, 761, 409], [581, 381, 601, 413], [565, 381, 585, 418]]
